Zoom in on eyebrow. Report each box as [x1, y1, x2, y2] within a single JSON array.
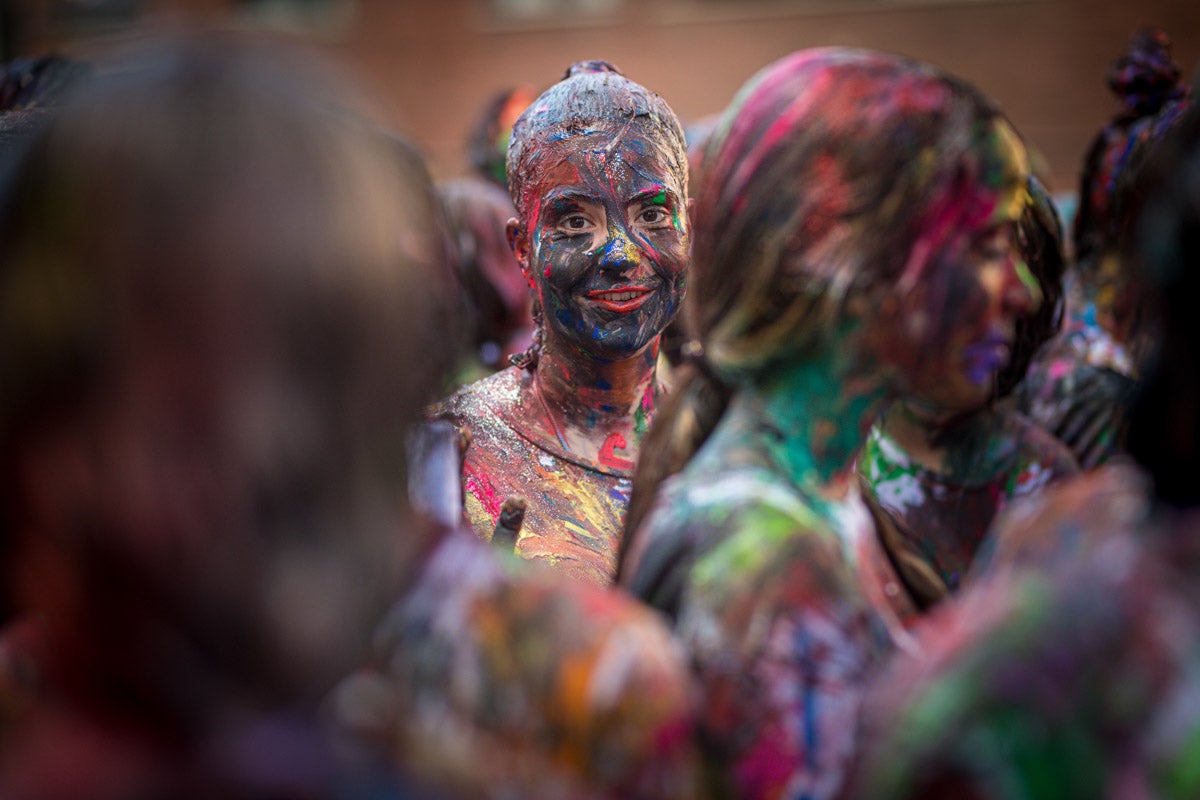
[[542, 188, 597, 207], [630, 186, 677, 206]]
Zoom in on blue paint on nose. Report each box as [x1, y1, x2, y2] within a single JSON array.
[[599, 230, 637, 269]]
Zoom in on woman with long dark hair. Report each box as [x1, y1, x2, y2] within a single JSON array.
[[619, 48, 1035, 798]]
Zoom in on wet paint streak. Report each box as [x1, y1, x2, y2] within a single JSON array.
[[465, 467, 503, 520], [599, 432, 635, 470]]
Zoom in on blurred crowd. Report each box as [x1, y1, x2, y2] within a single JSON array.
[[0, 21, 1196, 800]]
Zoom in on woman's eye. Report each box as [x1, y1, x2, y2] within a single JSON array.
[[561, 215, 592, 232], [639, 207, 669, 225]]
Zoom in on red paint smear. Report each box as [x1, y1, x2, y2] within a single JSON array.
[[599, 432, 635, 470], [733, 721, 797, 796], [724, 69, 834, 210], [651, 714, 693, 759], [465, 465, 503, 519], [897, 170, 994, 294]]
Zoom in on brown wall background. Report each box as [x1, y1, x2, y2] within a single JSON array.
[[12, 0, 1200, 194]]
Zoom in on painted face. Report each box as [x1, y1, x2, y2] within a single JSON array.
[[895, 121, 1039, 413], [512, 121, 689, 361]]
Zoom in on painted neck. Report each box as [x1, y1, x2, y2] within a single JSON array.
[[527, 337, 661, 468], [881, 399, 996, 477], [534, 338, 660, 426], [749, 357, 890, 498]]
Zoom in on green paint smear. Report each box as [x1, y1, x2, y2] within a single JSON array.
[[691, 492, 826, 592], [1156, 721, 1200, 799], [1015, 258, 1043, 309]]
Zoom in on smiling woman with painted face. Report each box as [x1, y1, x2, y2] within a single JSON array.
[[432, 61, 688, 586]]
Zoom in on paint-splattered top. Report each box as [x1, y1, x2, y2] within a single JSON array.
[[334, 527, 702, 798], [859, 409, 1079, 594], [433, 366, 661, 585]]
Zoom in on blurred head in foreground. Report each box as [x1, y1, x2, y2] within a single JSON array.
[[0, 31, 453, 792], [439, 176, 533, 374]]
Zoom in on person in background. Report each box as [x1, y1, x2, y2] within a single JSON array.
[[0, 32, 456, 798], [1072, 27, 1188, 273], [857, 176, 1078, 607], [465, 85, 536, 189], [1017, 27, 1190, 468], [438, 176, 535, 384], [850, 102, 1200, 800]]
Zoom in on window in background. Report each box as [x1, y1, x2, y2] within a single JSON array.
[[490, 0, 619, 21], [236, 0, 357, 35], [50, 0, 143, 34]]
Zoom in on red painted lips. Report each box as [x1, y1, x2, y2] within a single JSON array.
[[586, 286, 653, 313]]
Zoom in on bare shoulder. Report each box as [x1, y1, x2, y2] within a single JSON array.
[[427, 366, 525, 426]]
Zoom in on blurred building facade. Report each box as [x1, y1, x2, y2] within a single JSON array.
[[7, 0, 1200, 193]]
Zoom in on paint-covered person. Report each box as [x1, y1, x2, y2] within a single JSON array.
[[336, 523, 703, 799], [433, 61, 689, 586], [617, 48, 1034, 799], [849, 102, 1200, 800], [1072, 27, 1188, 275], [1015, 28, 1190, 468], [466, 85, 535, 189], [857, 176, 1079, 604], [0, 34, 455, 798], [439, 176, 536, 384], [969, 89, 1191, 578]]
